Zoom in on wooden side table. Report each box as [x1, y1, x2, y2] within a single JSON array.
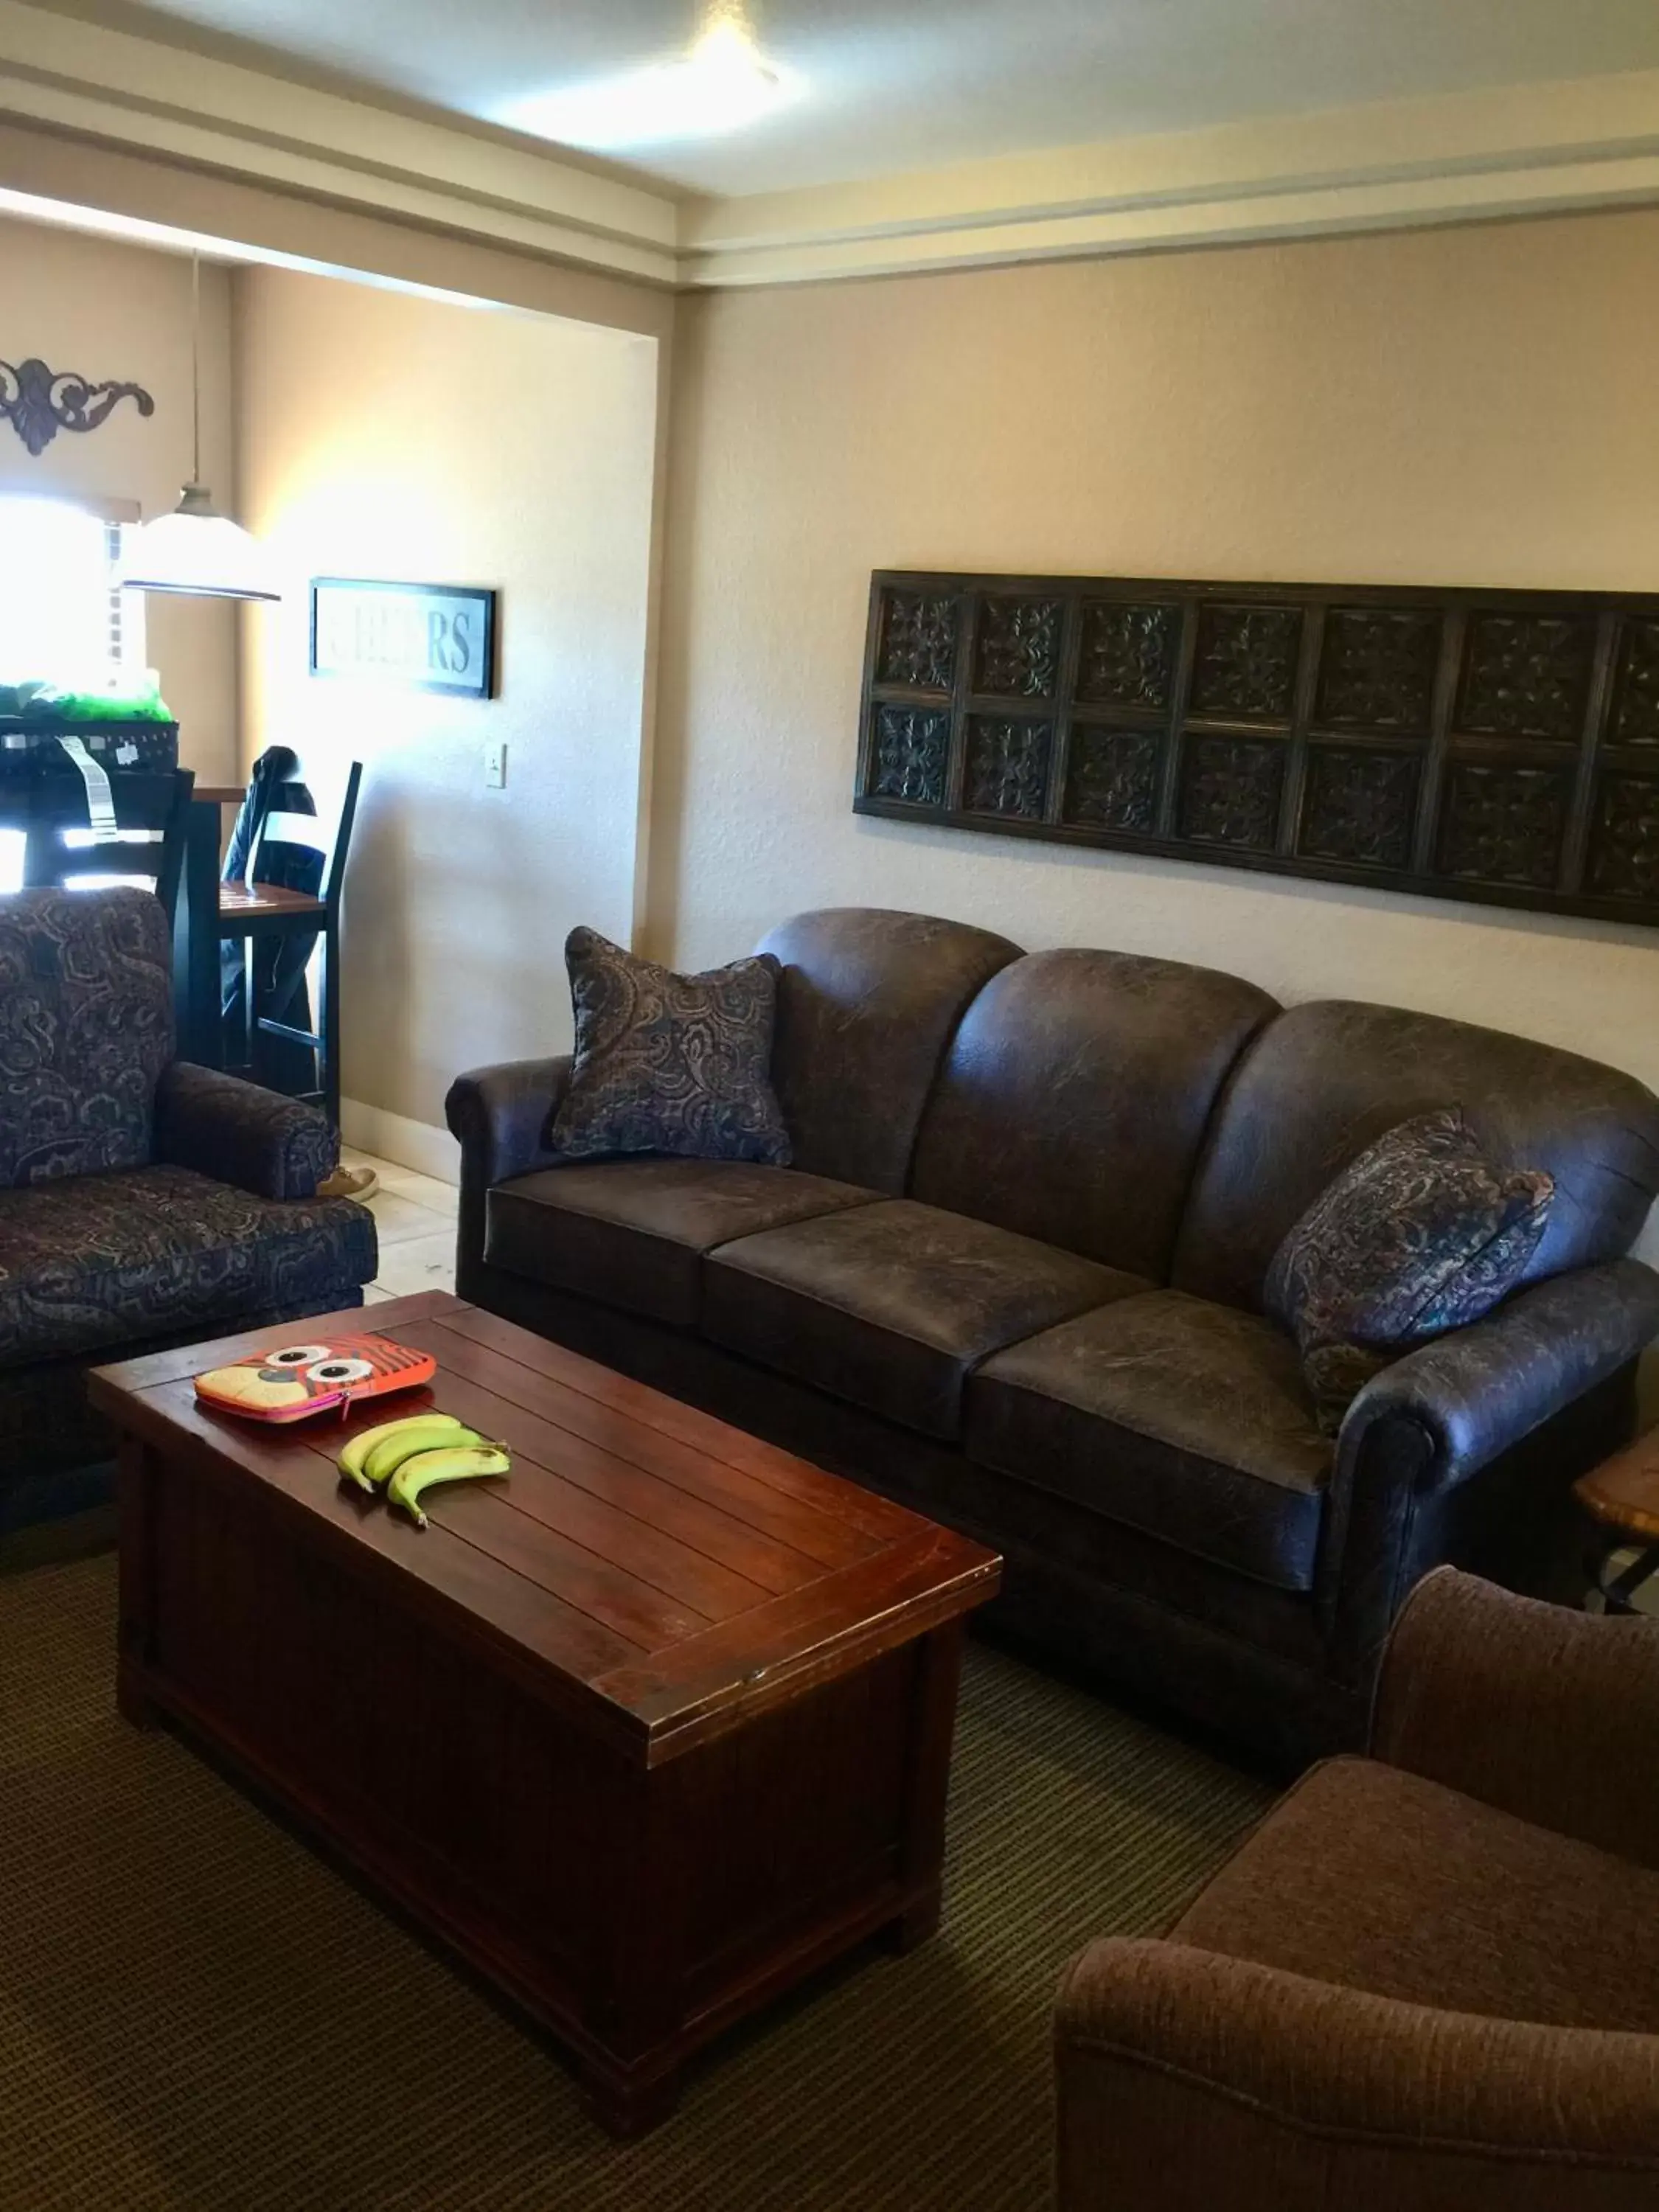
[[1574, 1428, 1659, 1614]]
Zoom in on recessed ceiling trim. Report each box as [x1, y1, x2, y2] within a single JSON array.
[[681, 70, 1659, 285], [680, 155, 1659, 287], [681, 160, 1659, 288], [2, 4, 1659, 292], [0, 66, 679, 280], [0, 0, 681, 282]]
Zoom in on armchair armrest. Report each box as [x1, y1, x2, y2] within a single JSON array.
[[1338, 1259, 1659, 1496], [1055, 1937, 1659, 2212], [154, 1062, 337, 1201], [444, 1056, 572, 1189], [1371, 1566, 1659, 1866]]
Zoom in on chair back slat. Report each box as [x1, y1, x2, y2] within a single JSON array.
[[243, 763, 361, 912], [323, 764, 363, 908], [257, 811, 328, 854], [18, 767, 194, 925]]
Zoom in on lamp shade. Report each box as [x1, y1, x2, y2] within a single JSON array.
[[120, 485, 280, 603]]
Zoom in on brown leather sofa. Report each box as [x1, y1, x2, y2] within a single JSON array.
[[1054, 1568, 1659, 2209], [446, 908, 1659, 1764]]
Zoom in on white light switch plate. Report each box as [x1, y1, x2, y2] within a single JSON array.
[[484, 740, 507, 790]]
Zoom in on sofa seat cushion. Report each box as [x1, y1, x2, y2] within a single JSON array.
[[0, 1164, 377, 1371], [1174, 1753, 1659, 2032], [484, 1158, 881, 1328], [966, 1290, 1332, 1590], [703, 1198, 1147, 1441]]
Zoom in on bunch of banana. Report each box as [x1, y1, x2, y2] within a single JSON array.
[[336, 1411, 511, 1529]]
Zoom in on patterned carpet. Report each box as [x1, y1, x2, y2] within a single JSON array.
[[1, 1554, 1268, 2212]]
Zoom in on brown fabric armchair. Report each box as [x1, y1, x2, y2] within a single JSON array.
[[1054, 1568, 1659, 2208]]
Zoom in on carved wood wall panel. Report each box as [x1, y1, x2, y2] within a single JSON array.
[[855, 570, 1659, 929]]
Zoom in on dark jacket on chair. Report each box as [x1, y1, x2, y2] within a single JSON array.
[[220, 744, 321, 1091]]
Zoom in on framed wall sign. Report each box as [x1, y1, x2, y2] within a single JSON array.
[[310, 579, 498, 698]]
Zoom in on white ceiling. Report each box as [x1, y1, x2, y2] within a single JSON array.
[[102, 0, 1659, 198]]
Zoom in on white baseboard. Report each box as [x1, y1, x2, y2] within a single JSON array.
[[340, 1098, 460, 1186]]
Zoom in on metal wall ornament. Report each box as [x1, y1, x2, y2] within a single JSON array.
[[855, 569, 1659, 931], [0, 357, 154, 458]]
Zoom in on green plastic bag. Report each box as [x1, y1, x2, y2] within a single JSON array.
[[14, 672, 173, 723]]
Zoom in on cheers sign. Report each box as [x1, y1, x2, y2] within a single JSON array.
[[310, 580, 497, 698]]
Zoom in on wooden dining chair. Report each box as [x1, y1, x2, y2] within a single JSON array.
[[217, 760, 361, 1127], [21, 762, 195, 922]]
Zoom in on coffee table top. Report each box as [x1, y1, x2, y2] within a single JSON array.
[[91, 1291, 1001, 1766]]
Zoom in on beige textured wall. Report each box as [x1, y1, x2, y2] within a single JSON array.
[[655, 208, 1659, 1284], [0, 213, 238, 780], [236, 267, 660, 1136]]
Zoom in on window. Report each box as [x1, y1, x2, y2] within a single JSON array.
[[0, 495, 146, 686], [0, 496, 151, 892]]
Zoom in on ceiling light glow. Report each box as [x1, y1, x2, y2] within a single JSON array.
[[502, 6, 795, 150]]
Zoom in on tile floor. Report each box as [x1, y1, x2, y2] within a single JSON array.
[[341, 1147, 459, 1303]]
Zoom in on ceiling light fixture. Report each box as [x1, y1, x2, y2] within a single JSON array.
[[121, 252, 279, 603], [502, 0, 794, 152]]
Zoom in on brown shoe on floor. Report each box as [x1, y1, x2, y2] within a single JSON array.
[[316, 1165, 380, 1201]]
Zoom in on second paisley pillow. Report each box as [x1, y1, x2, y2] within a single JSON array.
[[1265, 1107, 1554, 1434], [548, 927, 793, 1167]]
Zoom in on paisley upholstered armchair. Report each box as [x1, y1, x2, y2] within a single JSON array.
[[0, 888, 375, 1533]]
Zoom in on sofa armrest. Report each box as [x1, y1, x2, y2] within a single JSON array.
[[1371, 1566, 1659, 1865], [154, 1062, 337, 1200], [1055, 1937, 1659, 2212], [1337, 1259, 1659, 1495], [1315, 1262, 1659, 1686], [444, 1057, 572, 1189]]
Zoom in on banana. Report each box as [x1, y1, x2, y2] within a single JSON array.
[[361, 1421, 485, 1490], [388, 1443, 512, 1529], [338, 1409, 465, 1490]]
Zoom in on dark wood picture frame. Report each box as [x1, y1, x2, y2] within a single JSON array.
[[309, 578, 498, 699], [854, 569, 1659, 930]]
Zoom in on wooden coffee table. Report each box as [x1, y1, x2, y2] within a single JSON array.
[[89, 1290, 1000, 2135]]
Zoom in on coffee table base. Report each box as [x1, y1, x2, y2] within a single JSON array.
[[116, 1436, 967, 2136]]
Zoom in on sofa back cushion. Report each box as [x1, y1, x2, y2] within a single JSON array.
[[0, 888, 174, 1189], [756, 908, 1020, 1193], [1173, 1000, 1659, 1311], [910, 948, 1278, 1276]]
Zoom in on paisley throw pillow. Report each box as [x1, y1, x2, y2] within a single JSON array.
[[1265, 1107, 1554, 1435], [548, 928, 792, 1167]]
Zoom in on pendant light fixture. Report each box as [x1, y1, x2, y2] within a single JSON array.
[[121, 252, 279, 603]]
